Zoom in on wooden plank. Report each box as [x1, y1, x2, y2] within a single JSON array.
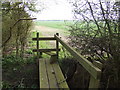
[[44, 52, 57, 64], [45, 59, 59, 88], [32, 37, 56, 41], [44, 52, 56, 56], [33, 49, 60, 52], [54, 35, 101, 79], [52, 62, 69, 89], [39, 59, 49, 88]]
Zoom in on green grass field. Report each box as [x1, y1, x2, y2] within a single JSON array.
[[34, 20, 74, 30]]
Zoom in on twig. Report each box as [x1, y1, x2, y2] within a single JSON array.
[[1, 18, 36, 47]]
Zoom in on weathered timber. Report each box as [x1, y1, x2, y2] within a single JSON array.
[[37, 33, 39, 59], [50, 55, 57, 64], [56, 33, 59, 59], [54, 35, 101, 79], [88, 61, 102, 89], [89, 75, 100, 89], [45, 59, 58, 88], [52, 62, 69, 88], [32, 37, 56, 41], [39, 59, 49, 88], [44, 52, 56, 56], [33, 49, 60, 52], [39, 59, 69, 89], [44, 52, 57, 64]]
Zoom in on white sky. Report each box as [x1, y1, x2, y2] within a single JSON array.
[[30, 0, 119, 20], [32, 0, 74, 20]]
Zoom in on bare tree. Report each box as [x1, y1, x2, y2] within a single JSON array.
[[2, 1, 38, 57], [69, 0, 120, 88]]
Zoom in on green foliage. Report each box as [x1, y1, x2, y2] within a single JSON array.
[[59, 45, 72, 59], [2, 81, 11, 88], [2, 55, 39, 88], [2, 55, 35, 70]]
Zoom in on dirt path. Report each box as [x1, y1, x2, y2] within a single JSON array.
[[32, 25, 69, 47]]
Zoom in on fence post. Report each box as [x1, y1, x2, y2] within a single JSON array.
[[89, 61, 102, 89], [56, 33, 59, 60], [37, 32, 39, 59], [36, 32, 43, 59], [89, 76, 100, 89]]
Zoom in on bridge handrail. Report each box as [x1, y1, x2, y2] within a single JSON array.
[[54, 34, 101, 80]]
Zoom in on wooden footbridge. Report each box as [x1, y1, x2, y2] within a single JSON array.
[[32, 33, 102, 89]]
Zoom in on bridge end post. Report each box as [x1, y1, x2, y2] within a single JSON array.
[[56, 33, 59, 60], [89, 61, 102, 89], [36, 32, 39, 60], [36, 32, 42, 59]]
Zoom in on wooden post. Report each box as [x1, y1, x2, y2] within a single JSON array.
[[56, 33, 59, 60], [37, 32, 39, 59], [89, 61, 102, 89], [39, 52, 42, 58], [89, 76, 100, 89]]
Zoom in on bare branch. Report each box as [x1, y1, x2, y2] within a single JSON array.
[[2, 18, 36, 47]]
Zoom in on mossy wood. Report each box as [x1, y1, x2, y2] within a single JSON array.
[[44, 52, 57, 64], [32, 37, 56, 40], [44, 52, 56, 56], [39, 59, 49, 88], [56, 33, 59, 59], [52, 62, 69, 88], [33, 49, 60, 52], [36, 32, 39, 59], [89, 76, 100, 89], [39, 59, 69, 89], [88, 60, 103, 89]]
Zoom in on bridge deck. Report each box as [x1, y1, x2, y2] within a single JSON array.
[[39, 59, 69, 89]]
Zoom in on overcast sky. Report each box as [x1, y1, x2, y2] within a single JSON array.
[[32, 0, 74, 20]]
